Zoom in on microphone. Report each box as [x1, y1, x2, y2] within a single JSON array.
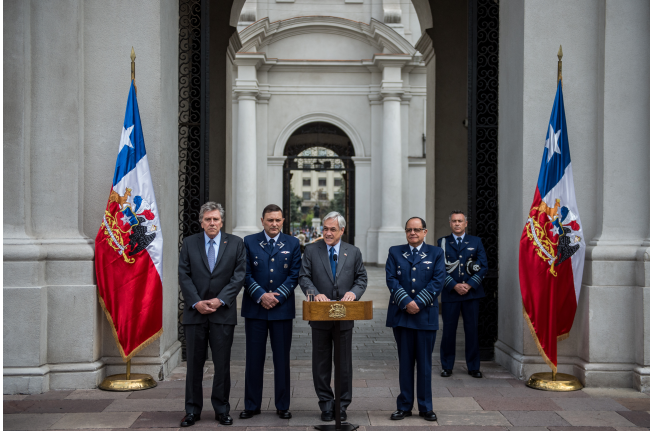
[[333, 254, 338, 262]]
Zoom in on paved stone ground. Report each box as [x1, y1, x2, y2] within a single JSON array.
[[4, 269, 650, 430]]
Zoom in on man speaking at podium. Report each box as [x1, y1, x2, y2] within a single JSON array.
[[299, 212, 367, 422], [385, 217, 445, 422]]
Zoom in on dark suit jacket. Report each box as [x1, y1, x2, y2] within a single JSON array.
[[438, 233, 488, 303], [299, 240, 367, 330], [179, 231, 246, 325]]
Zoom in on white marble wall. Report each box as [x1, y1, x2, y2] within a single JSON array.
[[3, 0, 181, 394], [495, 0, 649, 392]]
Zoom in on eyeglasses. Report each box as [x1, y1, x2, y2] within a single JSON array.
[[405, 228, 425, 233]]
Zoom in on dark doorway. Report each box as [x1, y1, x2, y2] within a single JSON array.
[[282, 122, 356, 245]]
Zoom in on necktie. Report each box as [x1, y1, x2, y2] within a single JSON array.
[[268, 238, 275, 254], [208, 239, 215, 272], [329, 246, 337, 280], [457, 237, 462, 247], [412, 248, 419, 262]]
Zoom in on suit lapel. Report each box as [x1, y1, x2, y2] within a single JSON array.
[[335, 242, 348, 278], [197, 233, 211, 272], [213, 232, 228, 272], [318, 241, 335, 282]]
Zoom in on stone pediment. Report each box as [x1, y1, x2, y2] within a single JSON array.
[[238, 16, 417, 56]]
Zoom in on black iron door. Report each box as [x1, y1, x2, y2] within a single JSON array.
[[467, 0, 499, 361]]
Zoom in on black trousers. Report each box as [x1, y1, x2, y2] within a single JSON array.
[[311, 327, 353, 412], [244, 318, 293, 411], [440, 298, 481, 371], [184, 321, 235, 415]]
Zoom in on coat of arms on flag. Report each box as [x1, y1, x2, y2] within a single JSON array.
[[519, 79, 586, 373], [95, 81, 163, 361]]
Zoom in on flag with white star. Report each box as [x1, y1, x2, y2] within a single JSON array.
[[518, 79, 585, 372], [94, 81, 163, 361]]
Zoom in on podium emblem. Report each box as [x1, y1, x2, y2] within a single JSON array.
[[329, 303, 346, 319]]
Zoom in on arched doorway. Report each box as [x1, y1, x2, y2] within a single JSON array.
[[282, 122, 356, 244]]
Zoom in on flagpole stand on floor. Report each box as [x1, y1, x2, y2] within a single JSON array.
[[526, 371, 583, 392], [99, 359, 158, 391]]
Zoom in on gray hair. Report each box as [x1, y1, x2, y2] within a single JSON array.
[[199, 201, 225, 223], [323, 211, 346, 230], [449, 210, 467, 222]]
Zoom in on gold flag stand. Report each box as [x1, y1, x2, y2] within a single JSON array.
[[98, 47, 157, 392], [525, 46, 582, 392]]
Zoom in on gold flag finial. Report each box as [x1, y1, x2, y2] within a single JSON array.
[[130, 47, 137, 94], [557, 45, 563, 87], [557, 45, 563, 61]]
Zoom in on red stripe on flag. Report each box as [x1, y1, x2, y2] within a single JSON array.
[[95, 208, 162, 360], [519, 189, 577, 371]]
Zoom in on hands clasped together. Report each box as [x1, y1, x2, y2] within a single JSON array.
[[454, 282, 472, 296], [194, 298, 222, 314]]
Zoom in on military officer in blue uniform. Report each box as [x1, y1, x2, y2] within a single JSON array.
[[386, 217, 445, 422], [438, 210, 488, 378], [240, 204, 302, 420]]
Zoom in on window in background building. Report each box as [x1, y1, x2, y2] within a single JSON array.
[[318, 178, 327, 187], [303, 150, 312, 156], [335, 160, 342, 169], [318, 149, 327, 157], [334, 178, 342, 187], [302, 192, 311, 200], [318, 191, 328, 200], [303, 178, 311, 187]]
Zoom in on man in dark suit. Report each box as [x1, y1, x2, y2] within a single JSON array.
[[239, 204, 301, 420], [438, 210, 488, 379], [299, 211, 367, 422], [385, 217, 445, 422], [178, 202, 246, 427]]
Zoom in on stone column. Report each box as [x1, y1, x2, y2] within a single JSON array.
[[375, 56, 409, 263], [232, 54, 266, 238]]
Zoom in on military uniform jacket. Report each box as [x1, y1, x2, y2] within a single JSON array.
[[241, 231, 301, 320], [438, 234, 488, 303], [385, 243, 445, 331]]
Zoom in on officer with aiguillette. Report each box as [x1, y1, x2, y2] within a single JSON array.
[[438, 210, 488, 378]]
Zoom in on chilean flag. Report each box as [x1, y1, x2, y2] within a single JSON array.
[[95, 81, 163, 361], [519, 80, 585, 372]]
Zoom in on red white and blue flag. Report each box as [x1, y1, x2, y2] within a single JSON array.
[[519, 80, 585, 372], [95, 82, 163, 361]]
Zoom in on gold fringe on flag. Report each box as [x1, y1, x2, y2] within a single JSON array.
[[522, 305, 563, 374], [98, 290, 163, 362]]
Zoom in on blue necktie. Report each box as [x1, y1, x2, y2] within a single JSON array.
[[329, 246, 337, 280], [457, 237, 462, 247], [412, 248, 419, 263], [268, 238, 275, 254], [208, 239, 215, 272]]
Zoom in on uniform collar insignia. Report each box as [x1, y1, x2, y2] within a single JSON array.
[[402, 251, 410, 259], [259, 241, 267, 249], [420, 251, 427, 259], [277, 241, 285, 249]]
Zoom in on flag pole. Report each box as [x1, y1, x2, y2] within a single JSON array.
[[98, 47, 157, 391], [524, 46, 582, 392]]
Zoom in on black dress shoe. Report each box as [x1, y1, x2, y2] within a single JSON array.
[[239, 409, 261, 419], [277, 409, 292, 419], [340, 410, 347, 421], [390, 410, 413, 420], [216, 413, 233, 425], [321, 410, 335, 421], [180, 413, 200, 427], [419, 410, 437, 421], [468, 370, 483, 378], [441, 369, 452, 377]]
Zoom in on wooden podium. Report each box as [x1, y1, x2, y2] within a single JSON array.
[[303, 300, 373, 431]]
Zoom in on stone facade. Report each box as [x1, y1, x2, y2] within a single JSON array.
[[3, 0, 649, 394]]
